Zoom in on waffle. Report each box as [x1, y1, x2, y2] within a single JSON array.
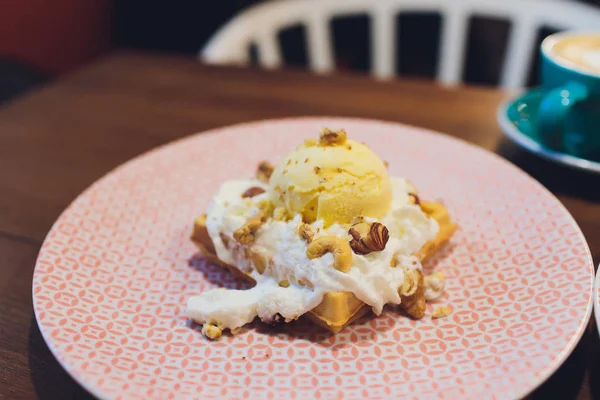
[[191, 201, 457, 333]]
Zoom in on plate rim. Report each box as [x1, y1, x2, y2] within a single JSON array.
[[595, 266, 600, 334], [32, 116, 595, 400], [497, 91, 600, 174]]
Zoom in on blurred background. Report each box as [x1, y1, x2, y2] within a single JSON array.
[[1, 0, 600, 105]]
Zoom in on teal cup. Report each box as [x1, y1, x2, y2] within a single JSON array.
[[537, 32, 600, 159]]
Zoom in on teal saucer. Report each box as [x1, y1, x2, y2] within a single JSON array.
[[497, 87, 600, 173]]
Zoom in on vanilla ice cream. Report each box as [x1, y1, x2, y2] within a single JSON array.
[[269, 129, 392, 227]]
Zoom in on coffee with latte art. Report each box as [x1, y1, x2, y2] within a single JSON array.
[[549, 34, 600, 74]]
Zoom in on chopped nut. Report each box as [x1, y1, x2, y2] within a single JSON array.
[[408, 193, 421, 205], [279, 280, 290, 288], [400, 269, 419, 296], [346, 144, 352, 150], [390, 253, 399, 268], [337, 167, 343, 173], [384, 161, 389, 169], [304, 158, 309, 163], [233, 210, 268, 244], [242, 187, 266, 198], [256, 161, 274, 183], [432, 306, 452, 319], [314, 166, 321, 174], [399, 268, 426, 318], [257, 199, 272, 212], [319, 128, 347, 146], [231, 327, 242, 335], [202, 323, 222, 340], [286, 159, 292, 166], [298, 223, 314, 243], [273, 207, 291, 221], [348, 222, 389, 255], [250, 250, 267, 274]]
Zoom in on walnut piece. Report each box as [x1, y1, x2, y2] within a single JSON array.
[[256, 161, 274, 183], [242, 187, 266, 198], [319, 128, 347, 146], [432, 306, 452, 319], [233, 210, 268, 244], [298, 223, 314, 243], [348, 222, 389, 255]]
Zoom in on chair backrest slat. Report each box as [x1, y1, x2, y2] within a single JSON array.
[[257, 30, 282, 69], [306, 13, 335, 73], [371, 6, 396, 79], [202, 0, 600, 88], [500, 18, 538, 88], [437, 8, 468, 85]]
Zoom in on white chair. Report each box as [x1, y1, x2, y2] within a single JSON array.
[[200, 0, 600, 88]]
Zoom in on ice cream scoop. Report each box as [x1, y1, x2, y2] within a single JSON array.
[[269, 128, 392, 226]]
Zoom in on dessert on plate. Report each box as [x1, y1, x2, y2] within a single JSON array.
[[187, 128, 457, 339]]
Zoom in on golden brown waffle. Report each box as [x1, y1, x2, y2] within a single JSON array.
[[190, 201, 457, 333]]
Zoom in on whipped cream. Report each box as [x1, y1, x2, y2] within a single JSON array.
[[187, 177, 439, 331]]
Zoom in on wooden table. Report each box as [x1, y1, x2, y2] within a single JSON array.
[[1, 51, 599, 399]]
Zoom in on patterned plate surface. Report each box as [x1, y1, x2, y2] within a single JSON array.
[[595, 268, 600, 334], [32, 118, 594, 400]]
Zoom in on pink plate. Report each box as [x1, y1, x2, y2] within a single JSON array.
[[595, 267, 600, 333], [33, 118, 594, 400]]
